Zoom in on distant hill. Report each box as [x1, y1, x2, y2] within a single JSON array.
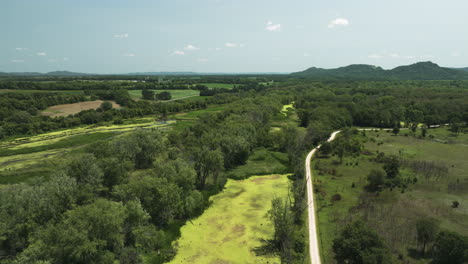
[[455, 67, 468, 72], [292, 61, 468, 80]]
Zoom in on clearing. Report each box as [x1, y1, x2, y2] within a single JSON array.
[[168, 174, 290, 264], [40, 100, 120, 117]]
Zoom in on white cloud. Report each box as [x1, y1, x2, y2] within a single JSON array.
[[15, 47, 28, 51], [368, 54, 384, 59], [265, 21, 281, 31], [114, 33, 129, 38], [328, 18, 349, 28], [11, 59, 24, 63], [173, 50, 185, 55], [215, 47, 222, 51], [197, 58, 208, 63], [225, 42, 244, 48], [124, 53, 135, 57], [48, 58, 58, 62], [63, 57, 69, 61], [303, 53, 310, 57], [36, 52, 47, 56], [184, 44, 200, 51], [450, 52, 461, 57]]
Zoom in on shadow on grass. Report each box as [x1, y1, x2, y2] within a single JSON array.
[[252, 239, 279, 257]]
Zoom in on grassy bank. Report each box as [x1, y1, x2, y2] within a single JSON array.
[[168, 174, 290, 264]]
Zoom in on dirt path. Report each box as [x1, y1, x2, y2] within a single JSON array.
[[305, 130, 341, 264]]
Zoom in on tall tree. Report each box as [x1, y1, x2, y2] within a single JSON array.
[[416, 217, 439, 255]]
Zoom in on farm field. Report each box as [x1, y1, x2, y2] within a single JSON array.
[[128, 89, 199, 100], [40, 100, 120, 117], [313, 128, 468, 263], [168, 174, 289, 264]]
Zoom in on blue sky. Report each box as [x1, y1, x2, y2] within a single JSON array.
[[1, 0, 467, 73]]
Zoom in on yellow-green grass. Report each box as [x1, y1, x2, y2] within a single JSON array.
[[0, 120, 175, 150], [198, 83, 236, 89], [168, 174, 290, 264], [0, 149, 65, 171], [128, 89, 199, 100], [225, 148, 290, 180], [281, 104, 293, 116], [314, 129, 468, 263], [0, 132, 116, 157]]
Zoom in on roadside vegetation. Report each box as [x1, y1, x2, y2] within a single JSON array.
[[313, 128, 468, 263]]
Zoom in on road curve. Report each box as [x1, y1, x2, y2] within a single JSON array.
[[305, 130, 341, 264]]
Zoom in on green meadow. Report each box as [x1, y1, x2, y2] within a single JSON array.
[[128, 89, 200, 100], [168, 174, 289, 264], [313, 128, 468, 263]]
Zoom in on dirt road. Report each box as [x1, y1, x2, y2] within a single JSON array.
[[305, 130, 341, 264]]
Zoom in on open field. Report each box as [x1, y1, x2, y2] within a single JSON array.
[[168, 174, 290, 264], [40, 100, 120, 117], [313, 128, 468, 263], [128, 89, 200, 100]]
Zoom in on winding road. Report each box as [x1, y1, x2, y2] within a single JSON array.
[[305, 130, 341, 264]]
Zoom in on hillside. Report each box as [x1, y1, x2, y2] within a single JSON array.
[[292, 61, 468, 80]]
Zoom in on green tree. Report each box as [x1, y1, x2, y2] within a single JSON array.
[[332, 221, 392, 264], [156, 91, 172, 100], [268, 198, 294, 263], [16, 199, 127, 264], [141, 89, 155, 100], [193, 148, 224, 189], [367, 169, 386, 192], [416, 217, 439, 255], [100, 101, 113, 111], [383, 155, 400, 179], [432, 231, 468, 264], [392, 126, 400, 135]]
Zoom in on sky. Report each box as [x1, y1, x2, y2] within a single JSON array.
[[1, 0, 467, 73]]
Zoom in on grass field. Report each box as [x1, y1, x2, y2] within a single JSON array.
[[168, 174, 290, 264], [40, 100, 120, 117], [313, 128, 468, 263], [128, 89, 200, 100]]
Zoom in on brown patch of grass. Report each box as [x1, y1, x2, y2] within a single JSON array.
[[210, 259, 230, 264], [41, 100, 120, 117], [251, 174, 280, 184]]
